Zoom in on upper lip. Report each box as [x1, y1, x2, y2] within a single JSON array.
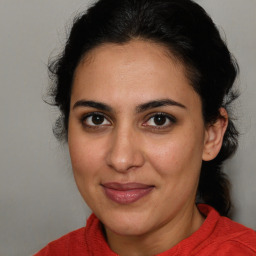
[[101, 182, 154, 191]]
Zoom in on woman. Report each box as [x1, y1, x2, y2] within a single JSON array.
[[35, 0, 256, 255]]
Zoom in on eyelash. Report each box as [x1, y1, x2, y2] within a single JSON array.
[[143, 112, 176, 129], [80, 112, 111, 129], [80, 112, 176, 130]]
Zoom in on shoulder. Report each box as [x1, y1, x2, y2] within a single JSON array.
[[33, 227, 86, 256], [33, 214, 114, 256], [201, 231, 256, 256], [211, 239, 256, 256], [212, 217, 256, 255], [195, 204, 256, 255]]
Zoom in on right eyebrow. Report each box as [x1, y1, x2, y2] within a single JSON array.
[[72, 100, 113, 112]]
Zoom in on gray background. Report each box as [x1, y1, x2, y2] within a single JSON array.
[[0, 1, 255, 256]]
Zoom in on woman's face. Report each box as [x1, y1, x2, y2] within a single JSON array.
[[68, 40, 209, 237]]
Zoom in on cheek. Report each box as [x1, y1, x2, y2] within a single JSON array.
[[68, 135, 106, 207], [68, 133, 104, 179], [145, 131, 204, 178]]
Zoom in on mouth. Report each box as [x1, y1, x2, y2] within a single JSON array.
[[101, 182, 154, 204]]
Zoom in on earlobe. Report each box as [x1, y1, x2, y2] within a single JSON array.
[[202, 108, 228, 161]]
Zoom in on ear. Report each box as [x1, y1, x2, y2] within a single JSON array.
[[202, 108, 228, 161]]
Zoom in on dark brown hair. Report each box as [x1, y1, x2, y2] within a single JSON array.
[[48, 0, 239, 216]]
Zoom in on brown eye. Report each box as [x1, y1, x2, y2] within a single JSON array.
[[91, 114, 105, 125], [82, 113, 111, 127], [153, 115, 168, 126], [144, 113, 176, 128]]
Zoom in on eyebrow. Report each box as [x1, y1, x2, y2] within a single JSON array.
[[73, 100, 112, 112], [72, 98, 186, 113], [136, 99, 186, 113]]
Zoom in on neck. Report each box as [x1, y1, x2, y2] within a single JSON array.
[[105, 203, 204, 256]]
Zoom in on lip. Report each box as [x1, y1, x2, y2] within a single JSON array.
[[101, 182, 154, 204]]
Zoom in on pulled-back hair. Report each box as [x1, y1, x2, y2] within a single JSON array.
[[48, 0, 239, 216]]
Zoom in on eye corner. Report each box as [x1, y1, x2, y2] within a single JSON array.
[[142, 112, 177, 130], [80, 112, 112, 129]]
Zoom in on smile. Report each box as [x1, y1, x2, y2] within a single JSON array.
[[101, 182, 154, 204]]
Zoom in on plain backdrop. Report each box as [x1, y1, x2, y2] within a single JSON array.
[[0, 1, 255, 255]]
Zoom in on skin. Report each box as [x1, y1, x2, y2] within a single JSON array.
[[68, 40, 228, 256]]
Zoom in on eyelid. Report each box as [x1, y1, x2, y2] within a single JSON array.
[[142, 112, 177, 128], [79, 111, 176, 130], [81, 111, 112, 127]]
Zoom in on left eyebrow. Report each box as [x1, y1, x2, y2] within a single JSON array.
[[136, 99, 186, 113]]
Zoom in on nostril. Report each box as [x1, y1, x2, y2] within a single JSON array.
[[105, 129, 145, 172], [106, 145, 145, 173], [106, 154, 138, 172]]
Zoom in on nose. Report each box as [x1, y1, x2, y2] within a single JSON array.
[[106, 127, 145, 173]]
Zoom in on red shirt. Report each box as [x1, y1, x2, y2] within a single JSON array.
[[34, 204, 256, 255]]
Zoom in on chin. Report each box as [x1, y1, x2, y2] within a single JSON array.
[[100, 210, 152, 236], [106, 222, 149, 237]]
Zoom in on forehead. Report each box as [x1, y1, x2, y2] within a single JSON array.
[[75, 40, 186, 82], [71, 40, 200, 110]]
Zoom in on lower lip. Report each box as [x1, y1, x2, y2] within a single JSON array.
[[102, 186, 154, 204]]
